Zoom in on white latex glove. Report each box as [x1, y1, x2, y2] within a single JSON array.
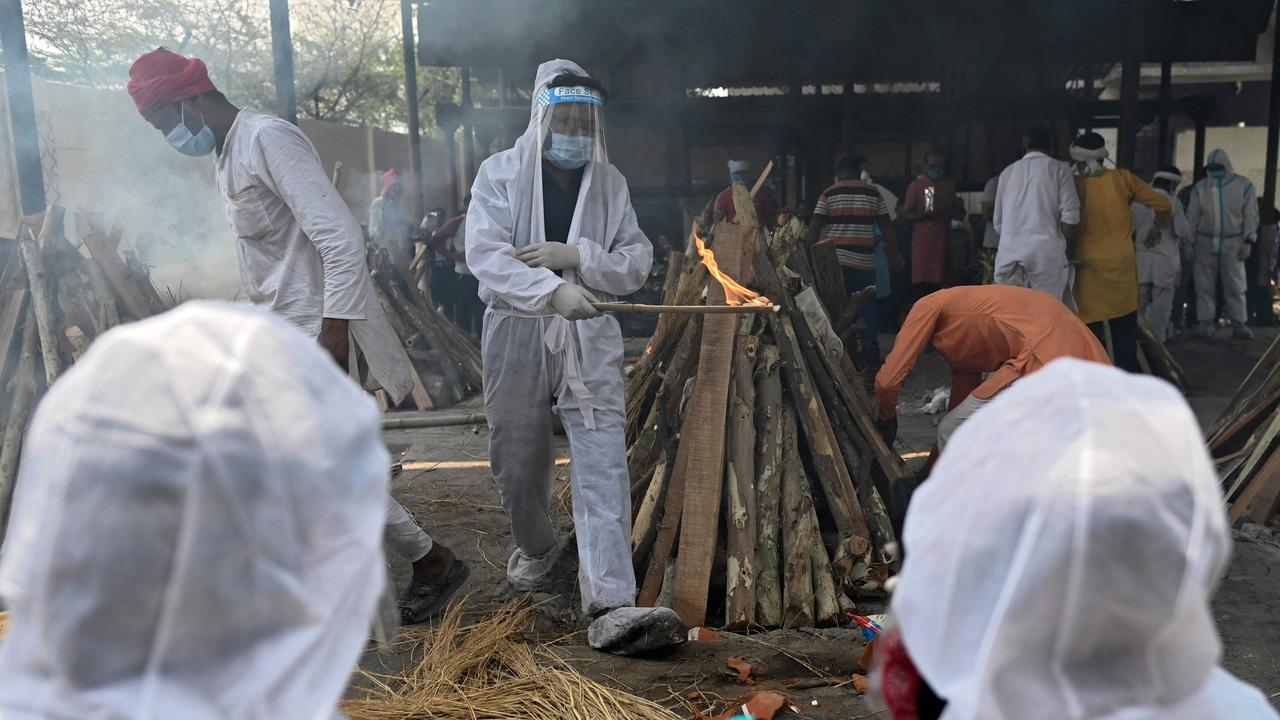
[[517, 242, 580, 270], [550, 284, 601, 321], [1239, 242, 1253, 261]]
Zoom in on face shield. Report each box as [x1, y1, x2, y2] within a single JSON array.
[[536, 85, 607, 171]]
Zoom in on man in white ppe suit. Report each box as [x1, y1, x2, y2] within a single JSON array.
[[0, 303, 389, 720], [1132, 165, 1192, 342], [1187, 148, 1260, 339], [993, 126, 1081, 305], [876, 359, 1277, 720], [127, 47, 465, 624], [466, 60, 652, 618]]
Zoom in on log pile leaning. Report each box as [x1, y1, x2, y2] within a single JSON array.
[[1208, 334, 1280, 525], [626, 184, 906, 630]]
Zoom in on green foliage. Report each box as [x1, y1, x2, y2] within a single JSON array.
[[22, 0, 457, 132]]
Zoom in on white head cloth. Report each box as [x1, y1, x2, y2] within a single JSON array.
[[0, 302, 389, 720], [1069, 141, 1108, 177], [891, 359, 1276, 720], [1153, 170, 1183, 186], [728, 159, 750, 175]]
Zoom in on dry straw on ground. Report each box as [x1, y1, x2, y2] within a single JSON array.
[[341, 602, 682, 720]]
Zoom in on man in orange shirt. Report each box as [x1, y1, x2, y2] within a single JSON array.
[[875, 285, 1111, 454]]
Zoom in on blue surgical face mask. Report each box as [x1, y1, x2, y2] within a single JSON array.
[[1209, 169, 1226, 181], [166, 103, 216, 157], [543, 132, 594, 170], [926, 169, 944, 181]]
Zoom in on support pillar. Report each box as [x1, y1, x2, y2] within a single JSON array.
[[1193, 118, 1207, 179], [401, 0, 425, 219], [1157, 60, 1173, 167], [269, 0, 297, 124], [1117, 2, 1143, 169], [0, 0, 46, 215], [1263, 14, 1280, 217]]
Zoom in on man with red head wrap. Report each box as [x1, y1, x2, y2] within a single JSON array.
[[126, 48, 467, 624]]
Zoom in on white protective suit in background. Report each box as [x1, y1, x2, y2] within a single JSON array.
[[1187, 148, 1259, 328], [889, 359, 1277, 720], [215, 110, 432, 565], [1132, 183, 1191, 342], [0, 302, 388, 720], [466, 60, 652, 615]]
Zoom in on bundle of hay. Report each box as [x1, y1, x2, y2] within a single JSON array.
[[342, 603, 682, 720]]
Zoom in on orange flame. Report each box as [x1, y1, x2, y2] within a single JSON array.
[[695, 234, 771, 307]]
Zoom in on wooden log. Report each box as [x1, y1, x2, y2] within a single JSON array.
[[771, 310, 871, 560], [371, 283, 434, 411], [628, 317, 701, 490], [79, 217, 154, 321], [671, 219, 746, 627], [19, 210, 65, 384], [1136, 316, 1189, 391], [594, 302, 778, 315], [659, 250, 686, 305], [724, 334, 759, 629], [637, 426, 691, 607], [753, 344, 785, 628], [0, 288, 29, 384], [0, 306, 39, 542], [780, 403, 814, 629], [632, 445, 674, 575], [806, 499, 841, 626], [1231, 442, 1280, 524], [1225, 410, 1280, 502], [1211, 385, 1280, 455]]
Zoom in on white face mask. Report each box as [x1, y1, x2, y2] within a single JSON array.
[[166, 103, 216, 157]]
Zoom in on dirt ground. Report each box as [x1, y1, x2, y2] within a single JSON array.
[[362, 327, 1280, 717]]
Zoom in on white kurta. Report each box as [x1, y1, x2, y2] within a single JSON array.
[[1132, 189, 1190, 289], [992, 152, 1081, 302], [214, 111, 412, 403]]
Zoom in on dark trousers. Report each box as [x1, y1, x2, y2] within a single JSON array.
[[1089, 311, 1140, 373], [430, 267, 459, 321], [841, 266, 880, 355], [454, 273, 483, 336]]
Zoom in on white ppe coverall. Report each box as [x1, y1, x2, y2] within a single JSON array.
[[215, 110, 432, 563], [1132, 188, 1191, 342], [0, 302, 389, 720], [886, 359, 1277, 720], [466, 60, 652, 615], [992, 151, 1081, 305], [1187, 148, 1259, 328]]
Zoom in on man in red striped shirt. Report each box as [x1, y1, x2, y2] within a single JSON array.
[[807, 155, 904, 363]]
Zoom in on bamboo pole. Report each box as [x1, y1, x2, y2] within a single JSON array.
[[381, 412, 486, 430], [593, 302, 778, 315], [19, 209, 64, 384], [724, 334, 759, 629], [753, 344, 784, 627]]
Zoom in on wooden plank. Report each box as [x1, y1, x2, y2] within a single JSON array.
[[780, 403, 813, 629], [1208, 333, 1280, 438], [670, 220, 745, 627], [0, 288, 29, 382], [637, 423, 693, 606], [1210, 385, 1280, 454], [753, 344, 784, 627], [1232, 445, 1280, 524], [1225, 410, 1280, 501], [79, 218, 154, 321], [373, 290, 433, 411]]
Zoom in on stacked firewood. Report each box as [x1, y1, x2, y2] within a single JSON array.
[[1208, 335, 1280, 525], [626, 185, 907, 630], [0, 206, 174, 535], [366, 247, 481, 410]]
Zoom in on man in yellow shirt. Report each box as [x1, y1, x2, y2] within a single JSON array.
[[1068, 133, 1171, 371]]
